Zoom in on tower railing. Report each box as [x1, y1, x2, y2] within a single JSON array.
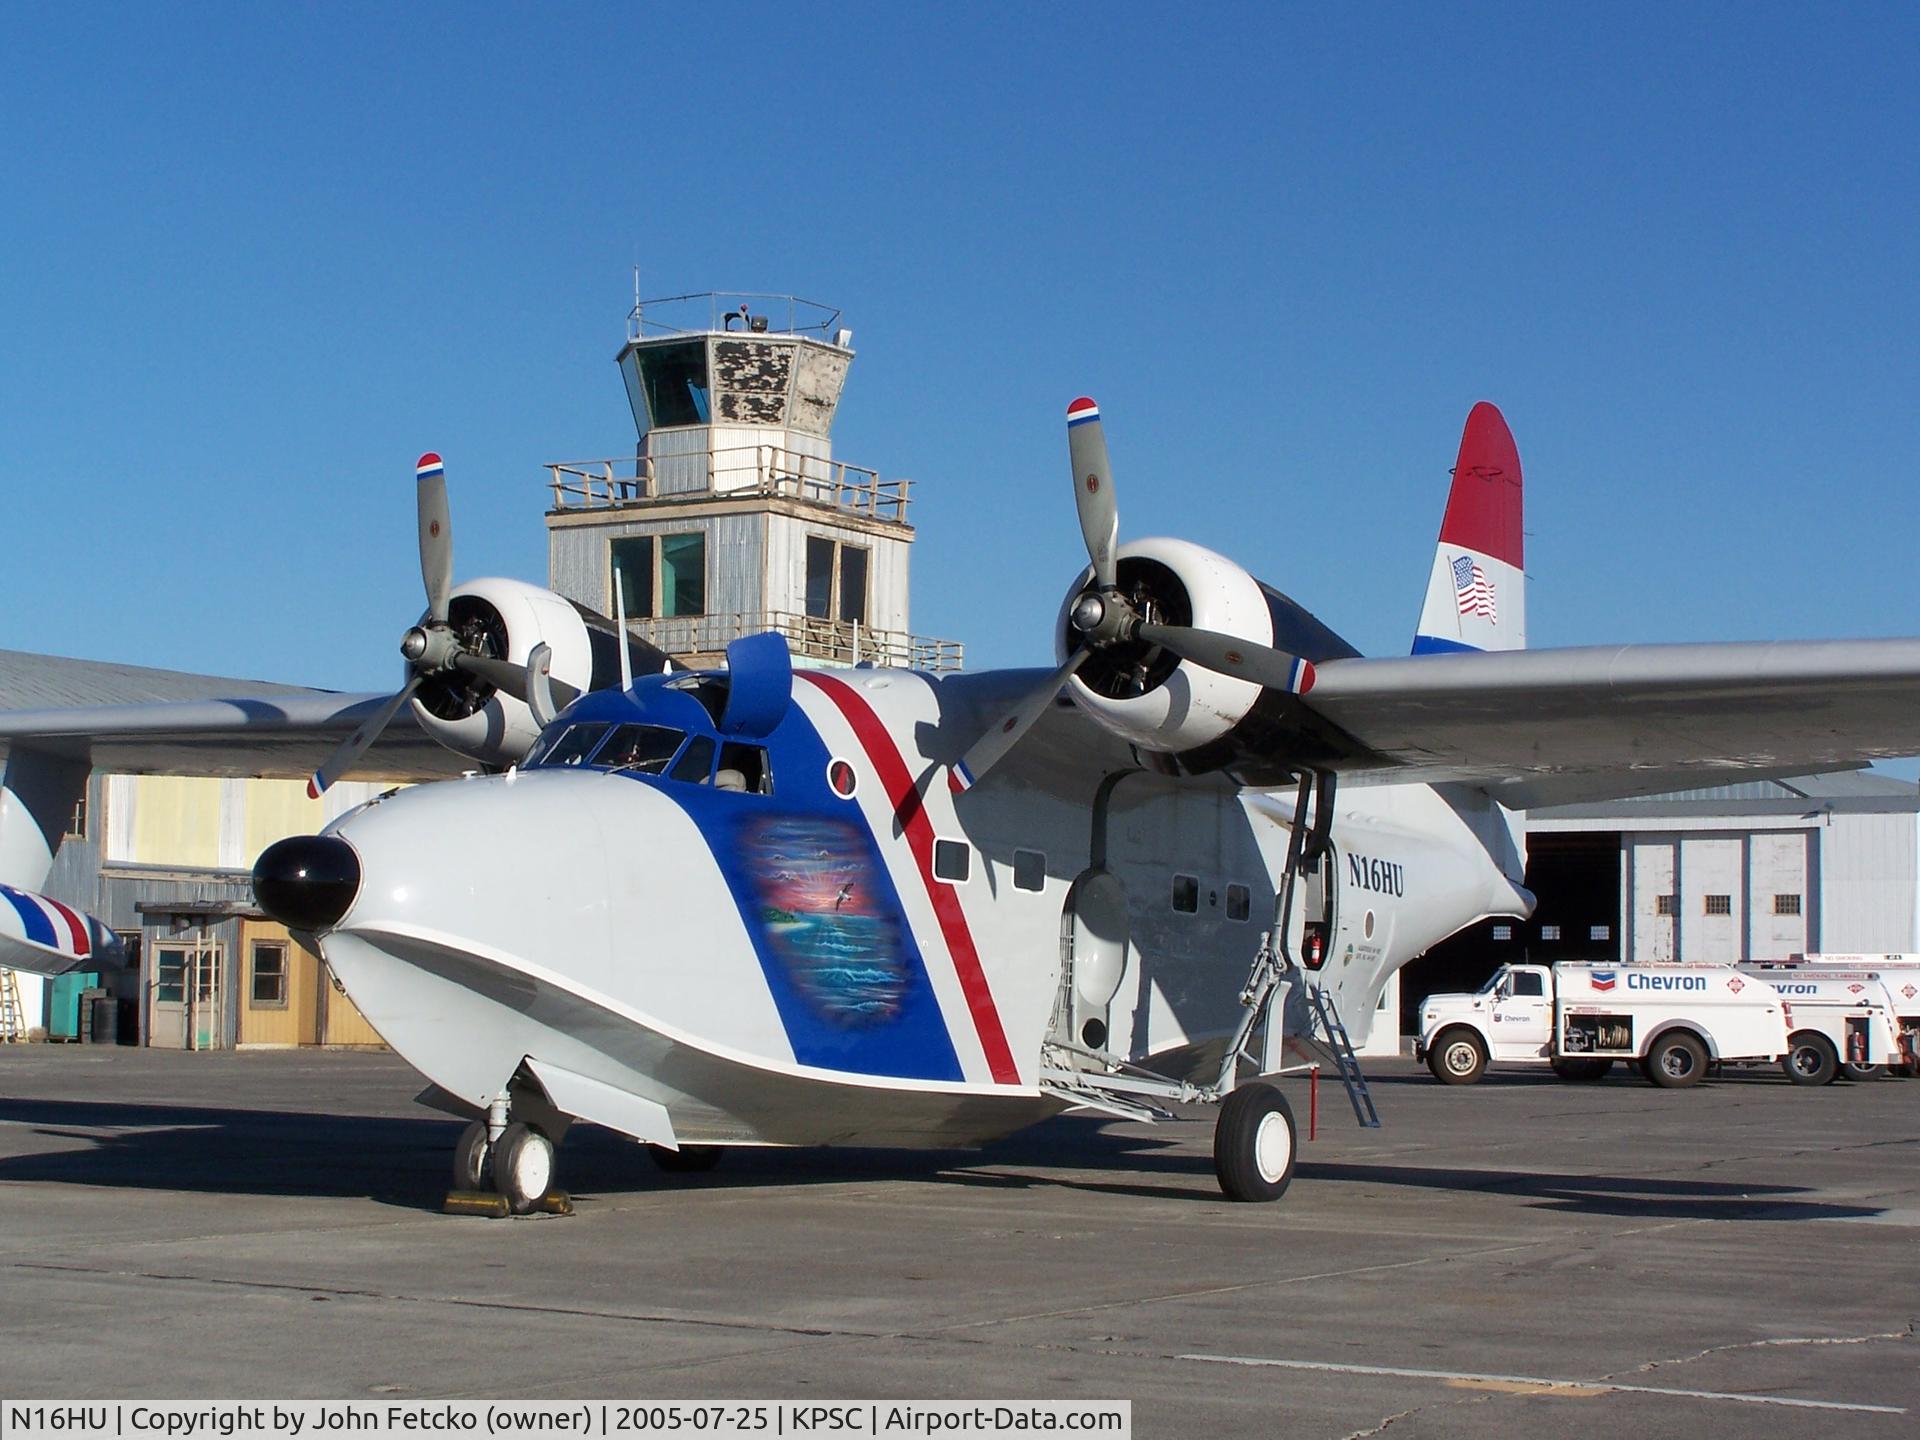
[[546, 445, 910, 524], [622, 611, 963, 673]]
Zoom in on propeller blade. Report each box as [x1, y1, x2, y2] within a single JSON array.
[[307, 676, 423, 799], [449, 651, 581, 711], [1134, 622, 1317, 695], [1067, 398, 1118, 591], [525, 642, 558, 729], [952, 650, 1089, 793], [416, 452, 453, 625]]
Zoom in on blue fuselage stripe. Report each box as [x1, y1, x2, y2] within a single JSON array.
[[0, 886, 56, 946], [579, 684, 964, 1083]]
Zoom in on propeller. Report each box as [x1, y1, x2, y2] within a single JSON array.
[[952, 398, 1317, 792], [305, 454, 580, 798]]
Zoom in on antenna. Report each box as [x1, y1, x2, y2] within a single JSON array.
[[614, 567, 634, 691], [629, 263, 643, 343]]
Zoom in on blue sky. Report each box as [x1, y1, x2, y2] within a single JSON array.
[[5, 5, 1918, 760]]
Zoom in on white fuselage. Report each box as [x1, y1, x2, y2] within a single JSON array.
[[315, 668, 1533, 1149]]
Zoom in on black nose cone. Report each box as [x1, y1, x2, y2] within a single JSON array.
[[253, 836, 361, 931]]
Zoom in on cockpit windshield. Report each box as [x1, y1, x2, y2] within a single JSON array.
[[594, 723, 685, 774], [524, 722, 611, 769]]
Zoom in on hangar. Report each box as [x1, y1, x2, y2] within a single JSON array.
[[1401, 770, 1920, 1027]]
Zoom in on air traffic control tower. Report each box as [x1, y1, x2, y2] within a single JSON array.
[[544, 292, 960, 671]]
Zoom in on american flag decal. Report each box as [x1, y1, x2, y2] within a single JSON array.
[[1452, 554, 1497, 619]]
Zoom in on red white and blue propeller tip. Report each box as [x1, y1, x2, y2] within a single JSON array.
[[1066, 397, 1100, 427], [416, 453, 444, 480]]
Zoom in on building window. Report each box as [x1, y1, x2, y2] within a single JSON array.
[[609, 531, 706, 619], [1589, 925, 1611, 942], [1011, 849, 1046, 893], [1704, 894, 1732, 916], [634, 340, 710, 429], [1171, 875, 1199, 914], [1491, 924, 1513, 941], [1773, 893, 1802, 916], [1540, 925, 1561, 941], [65, 791, 88, 840], [1226, 883, 1251, 922], [1655, 894, 1678, 917], [933, 839, 971, 883], [155, 947, 187, 1005], [250, 943, 288, 1008], [805, 536, 870, 625]]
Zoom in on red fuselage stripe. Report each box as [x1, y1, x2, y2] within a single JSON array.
[[801, 672, 1020, 1085], [44, 896, 89, 957]]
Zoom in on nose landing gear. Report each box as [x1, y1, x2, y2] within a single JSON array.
[[445, 1093, 572, 1217]]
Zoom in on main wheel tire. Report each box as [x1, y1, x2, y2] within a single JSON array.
[[1550, 1057, 1614, 1083], [1427, 1028, 1488, 1085], [1644, 1032, 1708, 1088], [451, 1119, 491, 1191], [493, 1122, 555, 1214], [1839, 1062, 1881, 1082], [1213, 1083, 1297, 1203], [1783, 1031, 1839, 1087], [647, 1143, 724, 1173]]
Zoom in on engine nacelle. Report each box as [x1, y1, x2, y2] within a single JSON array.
[[1055, 538, 1274, 756], [408, 577, 598, 768]]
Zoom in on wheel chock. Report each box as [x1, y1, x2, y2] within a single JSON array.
[[440, 1189, 572, 1217], [442, 1190, 510, 1217]]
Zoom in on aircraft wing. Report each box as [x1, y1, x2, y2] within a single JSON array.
[[0, 650, 463, 781], [1302, 638, 1920, 807]]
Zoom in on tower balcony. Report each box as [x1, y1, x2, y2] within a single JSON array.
[[546, 447, 911, 527]]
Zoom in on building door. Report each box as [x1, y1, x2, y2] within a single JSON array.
[[150, 941, 222, 1050], [1630, 838, 1679, 964]]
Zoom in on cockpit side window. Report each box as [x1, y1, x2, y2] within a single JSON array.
[[594, 723, 686, 774], [717, 741, 773, 795], [670, 736, 716, 784], [528, 722, 611, 768]]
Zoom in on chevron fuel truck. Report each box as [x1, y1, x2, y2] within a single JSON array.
[[1418, 963, 1789, 1089]]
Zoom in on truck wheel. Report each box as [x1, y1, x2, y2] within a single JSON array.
[[1550, 1057, 1613, 1082], [1644, 1032, 1707, 1088], [1427, 1028, 1488, 1085], [1839, 1062, 1880, 1082], [1783, 1031, 1838, 1087], [1212, 1083, 1297, 1202]]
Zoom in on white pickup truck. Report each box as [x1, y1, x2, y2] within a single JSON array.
[[1738, 961, 1912, 1082], [1418, 962, 1788, 1088]]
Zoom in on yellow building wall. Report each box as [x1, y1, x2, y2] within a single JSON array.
[[127, 776, 224, 868]]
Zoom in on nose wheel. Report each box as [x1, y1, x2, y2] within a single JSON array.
[[448, 1117, 568, 1216]]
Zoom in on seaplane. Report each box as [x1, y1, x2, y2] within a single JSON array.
[[4, 399, 1918, 1209]]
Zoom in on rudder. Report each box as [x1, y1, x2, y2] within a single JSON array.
[[1413, 401, 1525, 655]]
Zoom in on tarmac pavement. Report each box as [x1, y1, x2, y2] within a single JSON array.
[[0, 1046, 1913, 1438]]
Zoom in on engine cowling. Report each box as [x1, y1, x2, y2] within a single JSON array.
[[408, 577, 597, 767], [1056, 538, 1274, 754], [1055, 537, 1359, 781]]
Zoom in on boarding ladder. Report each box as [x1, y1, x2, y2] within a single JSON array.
[[1216, 770, 1380, 1127], [0, 968, 24, 1042], [1305, 984, 1379, 1128]]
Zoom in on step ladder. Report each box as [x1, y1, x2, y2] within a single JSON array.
[[1306, 984, 1380, 1128], [0, 968, 24, 1043]]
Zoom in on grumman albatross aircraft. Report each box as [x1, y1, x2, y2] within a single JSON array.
[[4, 402, 1919, 1208]]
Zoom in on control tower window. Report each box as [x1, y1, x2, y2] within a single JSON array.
[[805, 537, 870, 625], [610, 532, 706, 619], [637, 341, 710, 429]]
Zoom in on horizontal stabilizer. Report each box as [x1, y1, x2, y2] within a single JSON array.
[[0, 883, 123, 975]]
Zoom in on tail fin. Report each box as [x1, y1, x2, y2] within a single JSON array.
[[1412, 402, 1526, 655]]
